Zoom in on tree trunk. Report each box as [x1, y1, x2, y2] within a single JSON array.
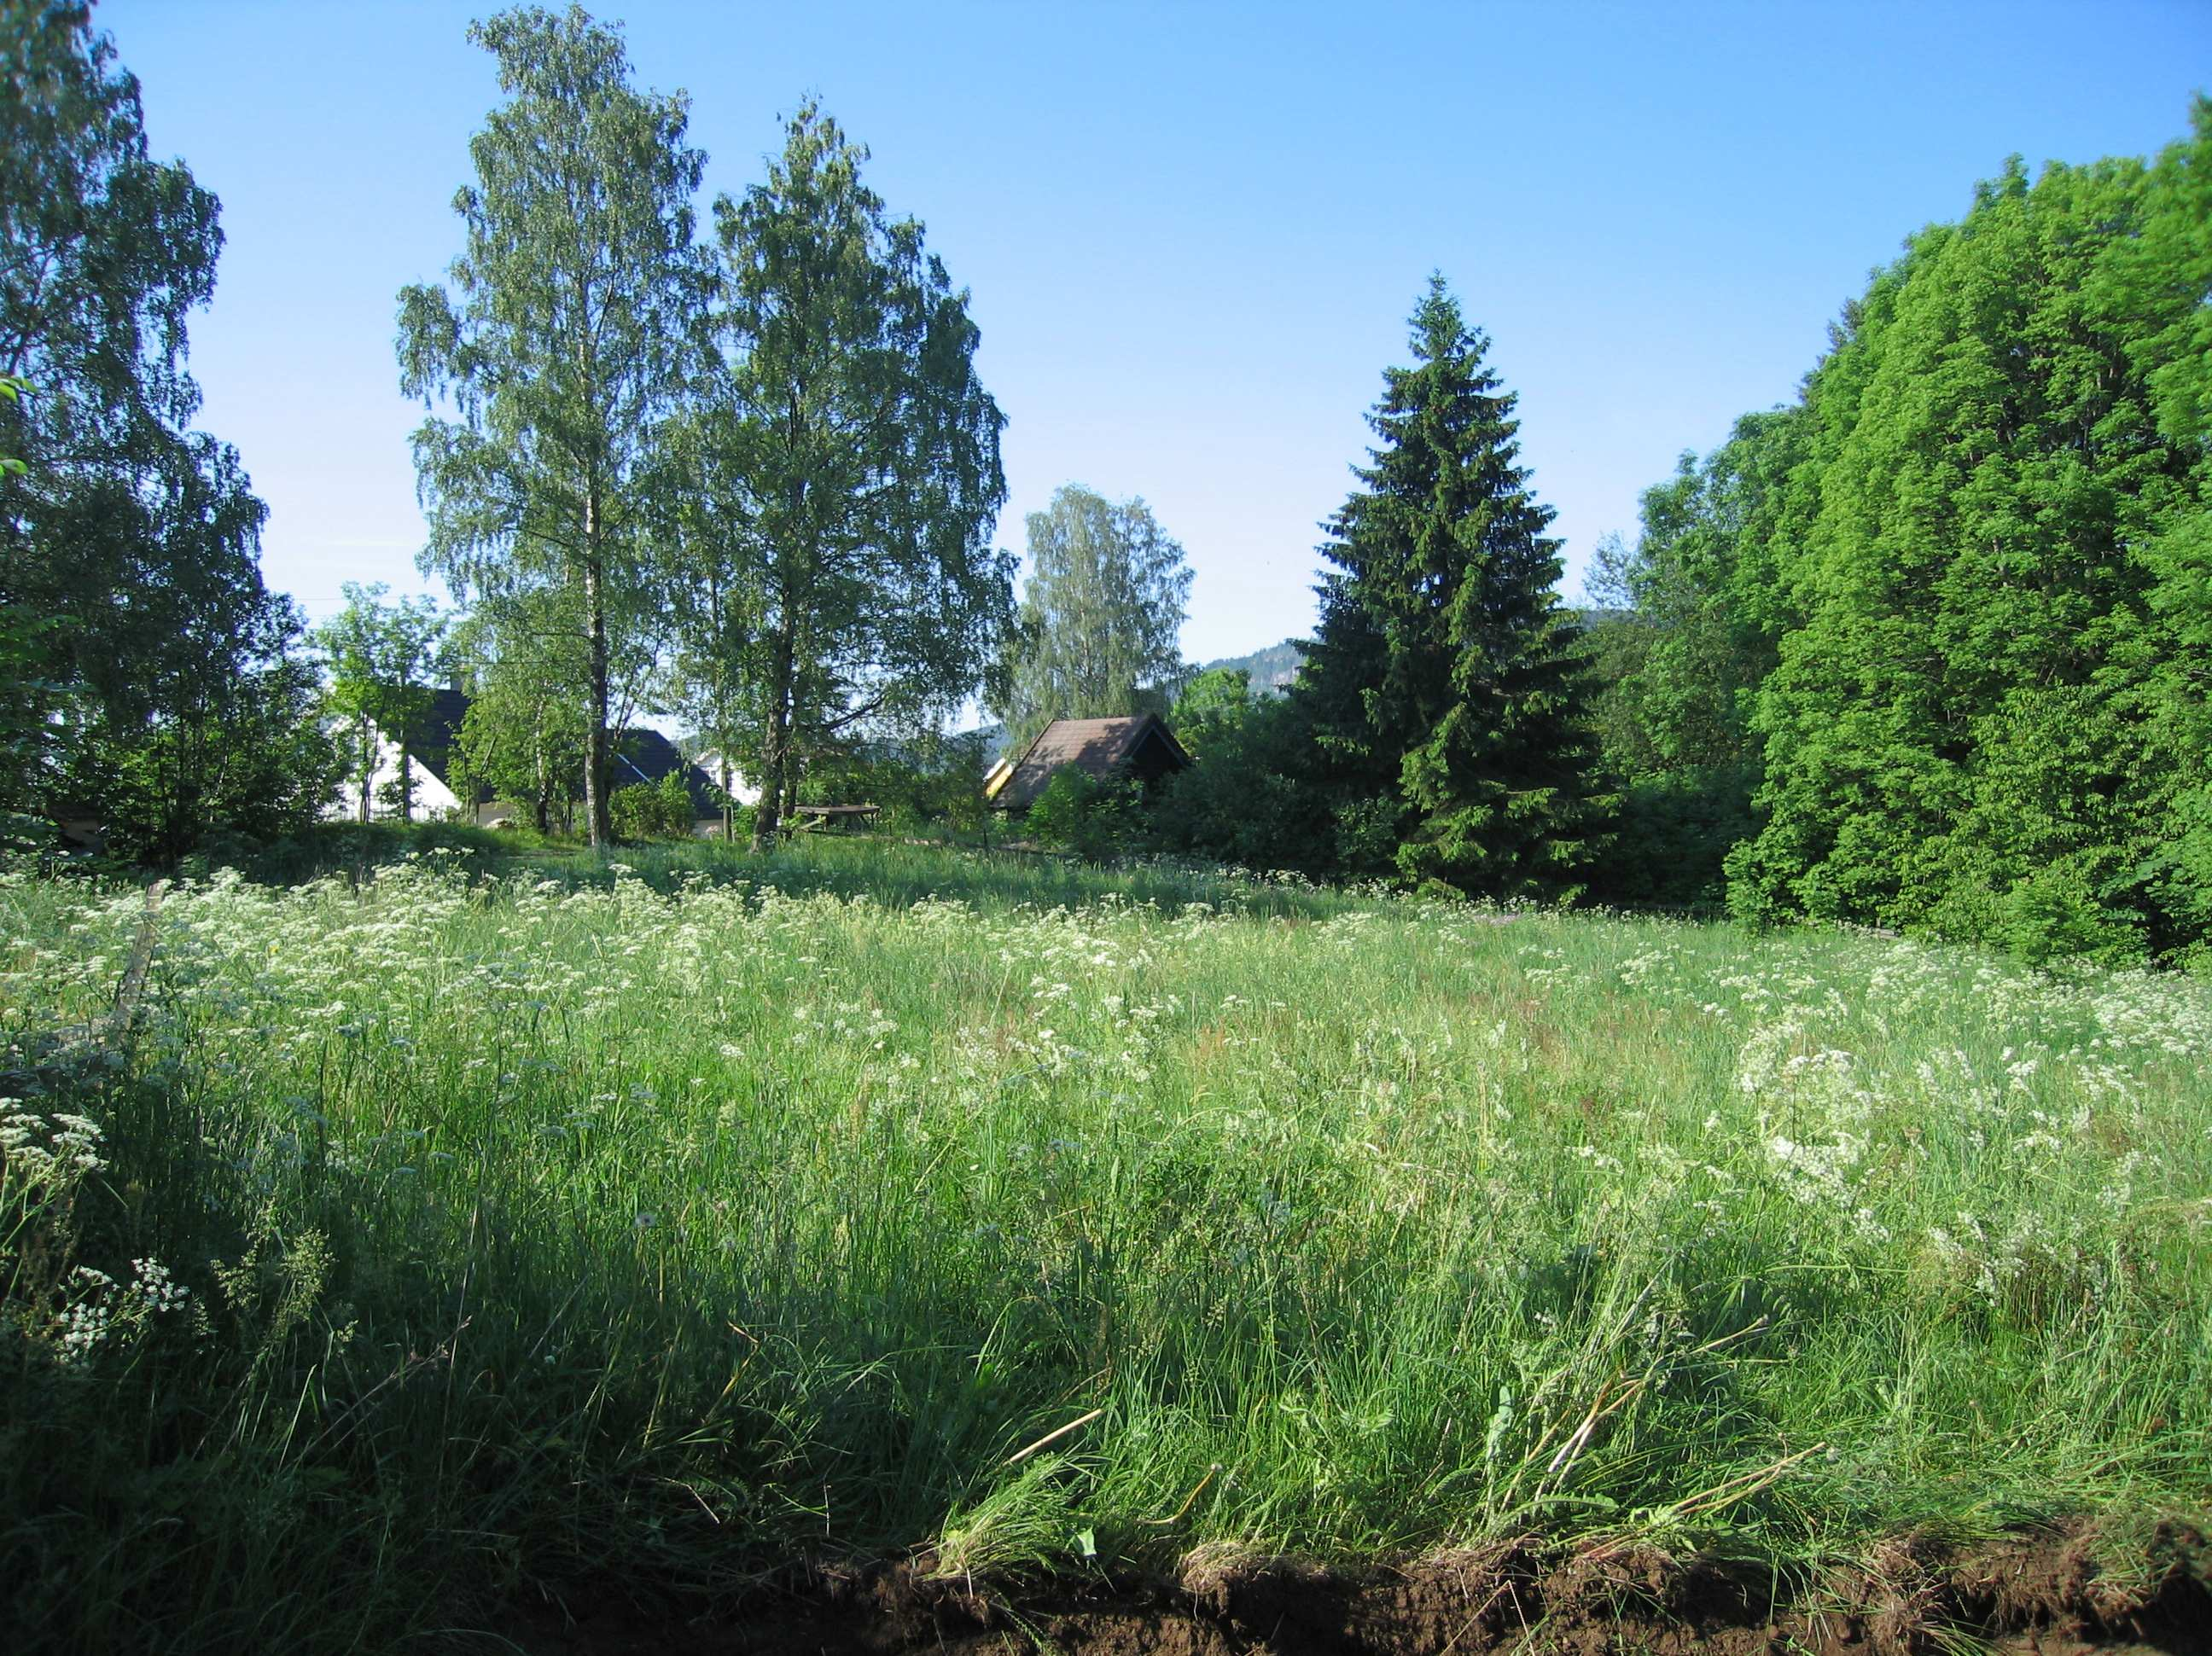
[[581, 488, 612, 851], [399, 747, 414, 823], [748, 626, 795, 853], [356, 716, 375, 824], [531, 706, 551, 835]]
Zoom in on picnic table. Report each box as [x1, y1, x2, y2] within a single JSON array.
[[790, 803, 882, 833]]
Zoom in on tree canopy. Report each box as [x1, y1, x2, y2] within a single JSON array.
[[1721, 116, 2212, 962], [2, 0, 325, 857], [1575, 102, 2212, 962], [699, 101, 1012, 849], [996, 484, 1192, 749]]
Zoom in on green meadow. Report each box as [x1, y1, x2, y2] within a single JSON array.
[[3, 839, 2208, 1647]]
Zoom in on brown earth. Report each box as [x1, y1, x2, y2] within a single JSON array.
[[497, 1522, 2209, 1655]]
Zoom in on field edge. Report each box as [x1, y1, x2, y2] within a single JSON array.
[[495, 1519, 2212, 1655]]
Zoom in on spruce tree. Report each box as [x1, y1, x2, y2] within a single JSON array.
[[1301, 277, 1607, 897]]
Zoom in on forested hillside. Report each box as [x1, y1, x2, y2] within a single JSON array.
[[1198, 637, 1305, 694]]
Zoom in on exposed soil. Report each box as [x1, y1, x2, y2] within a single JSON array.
[[497, 1521, 2209, 1656]]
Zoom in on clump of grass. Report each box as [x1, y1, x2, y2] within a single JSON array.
[[1, 851, 2206, 1650]]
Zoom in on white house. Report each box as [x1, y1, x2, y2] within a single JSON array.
[[326, 687, 730, 829], [689, 749, 763, 808], [329, 726, 465, 822], [326, 687, 474, 822]]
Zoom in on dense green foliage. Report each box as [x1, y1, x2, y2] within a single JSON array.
[[610, 769, 697, 840], [0, 370, 28, 473], [1589, 105, 2212, 963], [1735, 125, 2212, 962], [795, 728, 991, 835], [5, 842, 2205, 1646], [995, 485, 1194, 751], [1297, 279, 1608, 895], [444, 593, 594, 835], [1150, 671, 1338, 874], [1578, 408, 1803, 910], [1021, 764, 1142, 859], [0, 2, 329, 861]]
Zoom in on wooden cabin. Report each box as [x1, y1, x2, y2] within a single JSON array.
[[984, 714, 1191, 812]]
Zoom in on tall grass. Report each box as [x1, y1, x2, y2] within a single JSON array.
[[3, 841, 2207, 1648]]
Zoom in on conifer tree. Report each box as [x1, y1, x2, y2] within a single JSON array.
[[1300, 277, 1607, 896]]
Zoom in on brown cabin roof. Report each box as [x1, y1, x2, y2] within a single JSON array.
[[987, 714, 1191, 811]]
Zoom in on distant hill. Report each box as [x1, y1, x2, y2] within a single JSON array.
[[1196, 637, 1307, 695]]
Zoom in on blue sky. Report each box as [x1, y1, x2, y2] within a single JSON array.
[[103, 0, 2211, 665]]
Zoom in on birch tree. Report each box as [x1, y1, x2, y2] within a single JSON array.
[[396, 4, 707, 847], [996, 484, 1191, 748], [702, 102, 1012, 850]]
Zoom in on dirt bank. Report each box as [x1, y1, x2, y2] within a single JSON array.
[[502, 1522, 2208, 1655]]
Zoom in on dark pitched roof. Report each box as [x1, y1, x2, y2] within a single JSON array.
[[399, 688, 473, 789], [987, 714, 1190, 811], [611, 727, 721, 816]]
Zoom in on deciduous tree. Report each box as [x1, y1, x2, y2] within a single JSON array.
[[996, 484, 1191, 748], [1726, 119, 2212, 962], [1580, 409, 1804, 908], [397, 3, 708, 848], [445, 578, 658, 837], [701, 102, 1012, 851], [3, 2, 321, 857]]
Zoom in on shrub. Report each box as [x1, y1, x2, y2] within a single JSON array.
[[800, 731, 990, 834], [1586, 764, 1756, 914], [1149, 691, 1336, 876], [612, 771, 696, 841], [1024, 767, 1139, 860]]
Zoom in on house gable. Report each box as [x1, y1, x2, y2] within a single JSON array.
[[985, 714, 1191, 811], [328, 689, 721, 823]]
